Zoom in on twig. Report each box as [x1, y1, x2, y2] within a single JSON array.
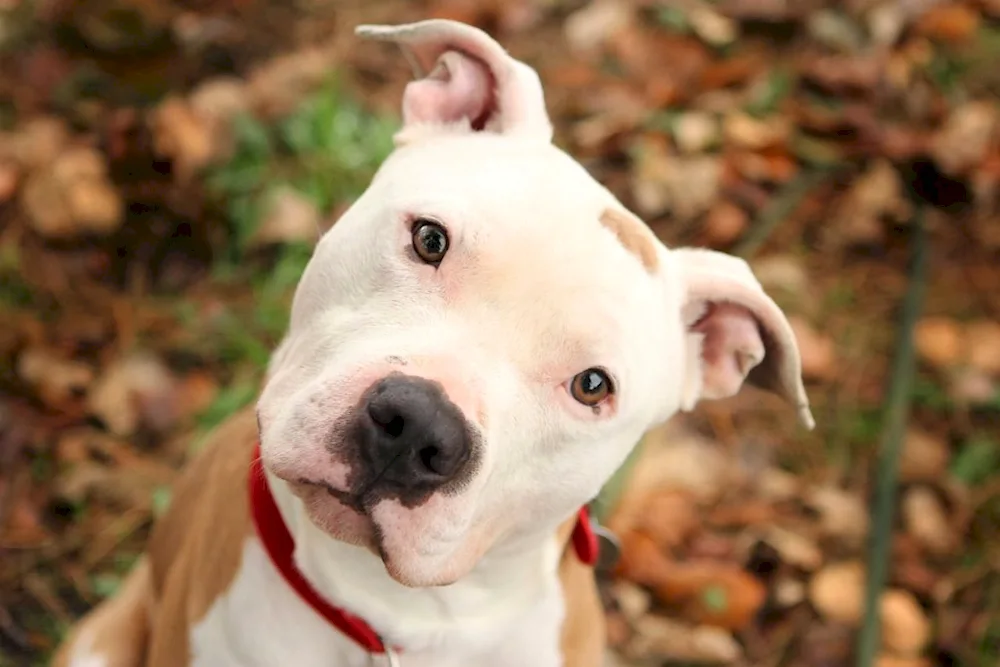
[[855, 206, 929, 667], [733, 167, 833, 259]]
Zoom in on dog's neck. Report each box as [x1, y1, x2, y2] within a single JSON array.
[[264, 469, 565, 653]]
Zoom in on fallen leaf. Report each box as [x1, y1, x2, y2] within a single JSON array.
[[876, 656, 933, 667], [625, 615, 743, 663], [631, 139, 722, 220], [913, 4, 981, 44], [914, 317, 963, 370], [947, 367, 998, 405], [563, 0, 632, 55], [902, 485, 955, 557], [8, 116, 69, 169], [827, 159, 911, 249], [880, 588, 931, 657], [611, 580, 652, 622], [2, 496, 50, 547], [150, 97, 216, 182], [616, 529, 670, 586], [0, 161, 19, 202], [636, 489, 700, 551], [249, 187, 322, 249], [723, 112, 790, 150], [900, 428, 950, 483], [930, 101, 999, 176], [86, 353, 180, 437], [805, 485, 870, 547], [21, 146, 123, 239], [788, 316, 837, 381], [17, 347, 94, 410], [702, 200, 748, 247], [651, 560, 768, 630], [965, 320, 1000, 375], [762, 525, 824, 571], [673, 111, 720, 154], [809, 560, 866, 624], [773, 576, 806, 608]]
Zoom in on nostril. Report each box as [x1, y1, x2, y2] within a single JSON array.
[[368, 402, 406, 438], [383, 415, 405, 438], [418, 445, 443, 476]]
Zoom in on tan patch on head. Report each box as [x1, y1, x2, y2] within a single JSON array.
[[599, 208, 659, 274]]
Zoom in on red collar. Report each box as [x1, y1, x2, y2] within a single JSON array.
[[248, 443, 598, 655]]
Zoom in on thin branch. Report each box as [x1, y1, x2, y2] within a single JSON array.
[[856, 206, 929, 667]]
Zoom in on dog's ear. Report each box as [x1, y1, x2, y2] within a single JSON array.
[[672, 248, 815, 429], [356, 20, 552, 144]]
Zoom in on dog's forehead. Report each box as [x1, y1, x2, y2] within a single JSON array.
[[369, 135, 664, 364]]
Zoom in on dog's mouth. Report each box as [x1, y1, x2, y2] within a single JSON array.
[[295, 478, 366, 513]]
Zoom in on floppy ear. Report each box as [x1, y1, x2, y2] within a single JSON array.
[[673, 248, 815, 429], [356, 19, 552, 144]]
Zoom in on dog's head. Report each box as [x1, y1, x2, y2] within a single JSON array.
[[256, 19, 814, 587]]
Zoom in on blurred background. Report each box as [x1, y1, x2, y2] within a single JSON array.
[[0, 0, 998, 665]]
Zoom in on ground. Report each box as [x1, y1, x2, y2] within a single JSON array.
[[0, 1, 998, 666]]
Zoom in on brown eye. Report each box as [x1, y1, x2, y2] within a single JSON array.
[[412, 218, 449, 266], [570, 368, 614, 407]]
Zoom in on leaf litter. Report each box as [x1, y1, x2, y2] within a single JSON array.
[[0, 0, 999, 666]]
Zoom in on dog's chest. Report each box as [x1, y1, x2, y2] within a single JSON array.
[[189, 537, 566, 667]]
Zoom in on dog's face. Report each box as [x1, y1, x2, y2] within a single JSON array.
[[257, 20, 814, 587]]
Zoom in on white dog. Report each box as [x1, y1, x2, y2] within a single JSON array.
[[53, 18, 813, 667]]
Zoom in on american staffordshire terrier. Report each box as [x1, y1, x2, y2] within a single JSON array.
[[52, 18, 814, 667]]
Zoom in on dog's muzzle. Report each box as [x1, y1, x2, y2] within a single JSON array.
[[351, 373, 475, 501]]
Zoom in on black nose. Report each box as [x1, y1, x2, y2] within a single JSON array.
[[358, 374, 473, 496]]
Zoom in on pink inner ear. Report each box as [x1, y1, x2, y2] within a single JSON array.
[[692, 302, 766, 400], [402, 51, 495, 130]]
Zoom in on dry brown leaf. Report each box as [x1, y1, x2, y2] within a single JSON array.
[[965, 320, 1000, 375], [902, 485, 956, 557], [702, 200, 748, 247], [86, 353, 180, 437], [948, 367, 998, 405], [21, 145, 123, 239], [913, 4, 981, 43], [755, 466, 801, 502], [652, 560, 768, 630], [723, 112, 790, 151], [611, 580, 652, 622], [809, 560, 866, 624], [930, 101, 999, 176], [805, 485, 870, 547], [773, 576, 806, 608], [762, 525, 823, 571], [788, 316, 837, 381], [636, 490, 700, 551], [900, 428, 950, 482], [876, 656, 933, 667], [1, 496, 50, 548], [630, 138, 721, 219], [563, 0, 632, 55], [673, 111, 720, 154], [150, 98, 216, 182], [914, 316, 963, 369], [0, 161, 19, 202], [625, 615, 742, 663], [615, 529, 670, 586], [17, 347, 94, 410], [249, 187, 322, 249], [880, 589, 931, 656], [8, 116, 69, 169]]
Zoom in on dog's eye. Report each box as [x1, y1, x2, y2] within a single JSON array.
[[570, 368, 614, 407], [412, 218, 449, 266]]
